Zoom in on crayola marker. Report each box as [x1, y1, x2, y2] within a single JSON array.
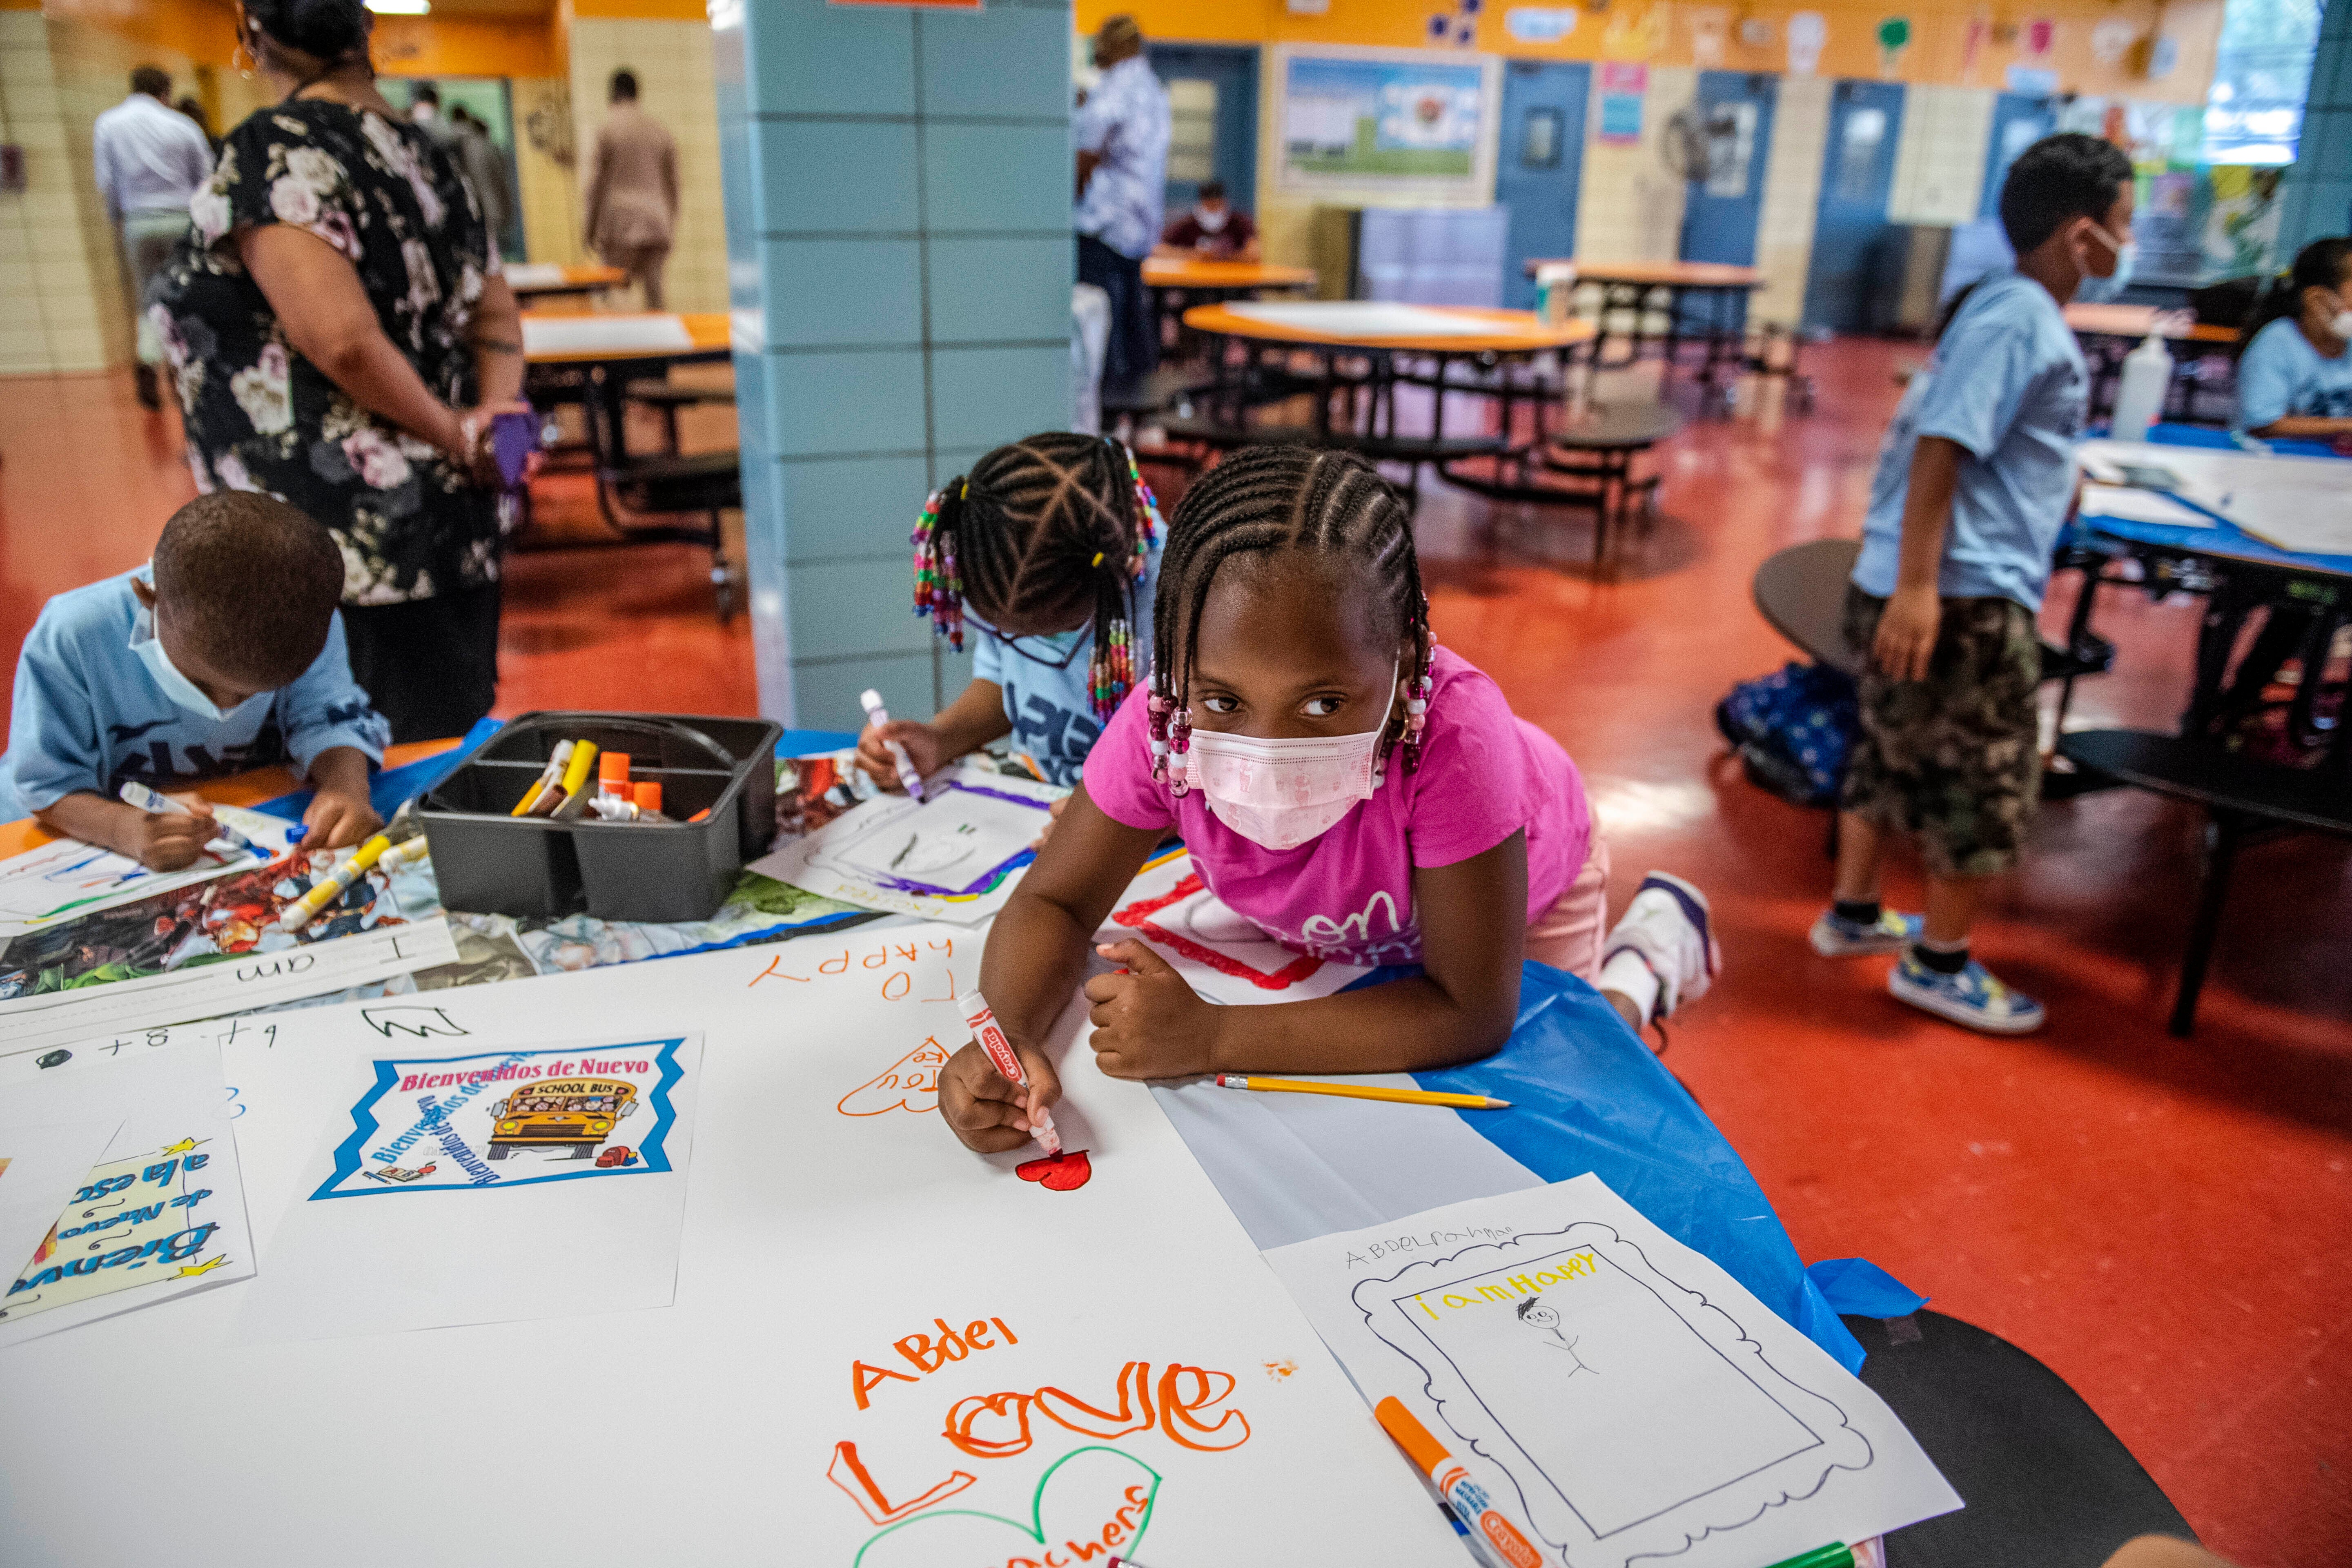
[[963, 991, 1060, 1156], [1374, 1396, 1542, 1568]]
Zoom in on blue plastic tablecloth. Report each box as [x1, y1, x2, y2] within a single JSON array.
[[2075, 423, 2352, 575]]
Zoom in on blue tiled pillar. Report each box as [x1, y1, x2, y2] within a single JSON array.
[[713, 0, 1072, 729], [2276, 0, 2352, 259]]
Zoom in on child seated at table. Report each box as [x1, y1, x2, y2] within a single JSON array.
[[935, 445, 1719, 1153], [1158, 180, 1261, 262], [0, 492, 388, 868], [860, 432, 1165, 796], [2234, 237, 2352, 443], [1808, 133, 2134, 1035]]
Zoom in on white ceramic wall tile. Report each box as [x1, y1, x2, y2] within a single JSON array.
[[1889, 85, 1993, 226], [1572, 67, 1696, 264], [1753, 75, 1831, 326]]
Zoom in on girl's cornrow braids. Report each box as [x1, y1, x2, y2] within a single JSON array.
[[1147, 446, 1434, 794]]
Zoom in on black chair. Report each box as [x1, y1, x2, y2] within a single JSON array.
[[1847, 1312, 2198, 1568], [1753, 537, 1866, 673], [1535, 401, 1683, 565], [2055, 727, 2352, 1034], [626, 379, 735, 457], [597, 450, 743, 622]]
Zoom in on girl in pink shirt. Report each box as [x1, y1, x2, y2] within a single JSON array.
[[940, 448, 1714, 1152]]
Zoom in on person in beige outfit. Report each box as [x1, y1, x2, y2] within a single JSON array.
[[584, 69, 678, 309]]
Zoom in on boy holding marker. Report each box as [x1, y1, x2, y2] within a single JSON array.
[[1809, 134, 2133, 1033], [0, 493, 389, 868]]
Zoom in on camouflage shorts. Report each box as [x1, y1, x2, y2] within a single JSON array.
[[1841, 584, 2042, 878]]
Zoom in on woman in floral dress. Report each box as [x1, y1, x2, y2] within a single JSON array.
[[151, 0, 527, 742]]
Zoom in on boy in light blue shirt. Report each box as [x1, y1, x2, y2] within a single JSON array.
[[1810, 134, 2134, 1036], [0, 492, 389, 867]]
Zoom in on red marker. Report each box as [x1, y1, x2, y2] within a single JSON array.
[[964, 991, 1060, 1155]]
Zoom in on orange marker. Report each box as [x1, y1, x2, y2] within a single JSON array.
[[1374, 1396, 1542, 1568]]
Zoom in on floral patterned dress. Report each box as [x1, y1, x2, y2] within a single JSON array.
[[151, 100, 505, 607]]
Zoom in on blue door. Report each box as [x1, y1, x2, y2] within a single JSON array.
[[1678, 71, 1777, 268], [1496, 60, 1592, 309], [1147, 44, 1258, 216], [1980, 91, 2057, 217], [1802, 80, 1906, 333]]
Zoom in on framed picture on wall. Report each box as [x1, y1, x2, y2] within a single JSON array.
[[1275, 44, 1500, 197]]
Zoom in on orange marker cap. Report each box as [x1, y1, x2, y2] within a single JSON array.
[[598, 752, 632, 784], [634, 781, 663, 813], [1373, 1396, 1451, 1478]]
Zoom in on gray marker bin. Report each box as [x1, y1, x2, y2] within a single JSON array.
[[419, 711, 783, 923]]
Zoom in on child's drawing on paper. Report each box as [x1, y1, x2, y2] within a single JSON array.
[[1, 1134, 239, 1325], [0, 846, 408, 1002], [1514, 1294, 1595, 1376], [311, 1038, 687, 1198], [823, 783, 1047, 896], [1110, 869, 1327, 991], [839, 1037, 951, 1116], [0, 806, 287, 935]]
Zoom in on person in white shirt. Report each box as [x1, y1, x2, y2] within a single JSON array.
[[1073, 15, 1169, 394], [91, 65, 212, 408], [406, 79, 458, 148]]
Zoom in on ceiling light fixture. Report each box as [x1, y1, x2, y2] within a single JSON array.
[[365, 0, 431, 15]]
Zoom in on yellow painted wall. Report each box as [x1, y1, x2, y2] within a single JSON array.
[[1077, 0, 2220, 102], [566, 14, 726, 311]]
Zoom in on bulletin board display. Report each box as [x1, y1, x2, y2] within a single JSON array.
[[1275, 45, 1500, 196]]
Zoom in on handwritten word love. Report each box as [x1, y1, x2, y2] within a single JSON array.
[[945, 1362, 1250, 1458], [854, 1315, 1021, 1408]]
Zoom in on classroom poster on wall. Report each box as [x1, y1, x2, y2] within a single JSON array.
[[1277, 45, 1498, 194], [237, 1035, 701, 1341], [1597, 62, 1647, 145], [0, 844, 458, 1057], [1267, 1175, 1961, 1568]]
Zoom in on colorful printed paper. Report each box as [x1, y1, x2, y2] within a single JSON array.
[[1266, 1175, 1961, 1568], [0, 804, 295, 938], [0, 1112, 121, 1299]]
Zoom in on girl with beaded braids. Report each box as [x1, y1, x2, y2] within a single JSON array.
[[857, 433, 1163, 808], [939, 448, 1713, 1157]]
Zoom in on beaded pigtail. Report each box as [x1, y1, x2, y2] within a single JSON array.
[[1147, 682, 1192, 796], [911, 482, 966, 651], [1082, 441, 1160, 722], [1120, 441, 1164, 574]]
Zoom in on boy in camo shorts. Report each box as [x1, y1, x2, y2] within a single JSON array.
[[1808, 134, 2134, 1035]]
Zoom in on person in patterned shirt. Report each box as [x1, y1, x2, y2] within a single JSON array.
[[151, 0, 528, 743]]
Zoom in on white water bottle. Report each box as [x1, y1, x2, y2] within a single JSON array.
[[2110, 332, 2172, 440]]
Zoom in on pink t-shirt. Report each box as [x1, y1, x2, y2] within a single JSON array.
[[1083, 646, 1592, 967]]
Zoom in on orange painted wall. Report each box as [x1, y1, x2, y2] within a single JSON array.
[[1076, 0, 2221, 103], [37, 0, 564, 79]]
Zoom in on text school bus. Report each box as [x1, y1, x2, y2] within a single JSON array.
[[486, 1078, 639, 1161]]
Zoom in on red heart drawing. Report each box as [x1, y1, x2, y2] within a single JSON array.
[[1015, 1149, 1093, 1191]]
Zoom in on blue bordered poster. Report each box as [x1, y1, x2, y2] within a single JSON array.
[[311, 1037, 688, 1199]]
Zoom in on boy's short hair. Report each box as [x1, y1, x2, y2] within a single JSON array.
[[153, 492, 345, 690], [1198, 179, 1226, 203], [130, 65, 171, 98], [1998, 133, 2134, 255]]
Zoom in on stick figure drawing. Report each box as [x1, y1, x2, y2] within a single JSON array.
[[1515, 1295, 1595, 1376]]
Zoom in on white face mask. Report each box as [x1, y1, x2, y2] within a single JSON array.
[[2074, 222, 2135, 304], [2328, 308, 2352, 344], [1193, 204, 1229, 234], [1182, 660, 1398, 851], [131, 610, 242, 721]]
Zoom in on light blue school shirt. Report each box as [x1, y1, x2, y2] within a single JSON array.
[[970, 548, 1159, 788], [1853, 270, 2089, 612], [0, 567, 389, 821], [2234, 317, 2352, 433]]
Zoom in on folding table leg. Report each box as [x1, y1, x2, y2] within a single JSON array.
[[2171, 812, 2243, 1037]]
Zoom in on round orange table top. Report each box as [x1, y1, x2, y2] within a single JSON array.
[[521, 312, 735, 364], [2063, 303, 2239, 345], [1522, 258, 1766, 289], [1181, 302, 1597, 354], [1143, 256, 1318, 290], [508, 263, 629, 296]]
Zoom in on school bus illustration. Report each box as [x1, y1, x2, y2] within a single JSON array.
[[484, 1078, 639, 1161]]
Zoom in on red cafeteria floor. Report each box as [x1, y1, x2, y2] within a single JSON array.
[[2, 347, 2346, 1565]]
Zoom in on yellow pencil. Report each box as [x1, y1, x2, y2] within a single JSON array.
[[1211, 1074, 1511, 1110]]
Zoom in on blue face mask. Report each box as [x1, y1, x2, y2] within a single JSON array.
[[131, 612, 241, 721], [2075, 223, 2136, 304]]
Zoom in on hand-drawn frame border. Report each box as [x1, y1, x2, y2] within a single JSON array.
[[1350, 1223, 1875, 1567], [310, 1036, 687, 1199]]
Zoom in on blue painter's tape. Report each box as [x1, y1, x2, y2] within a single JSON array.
[[1808, 1255, 1930, 1320]]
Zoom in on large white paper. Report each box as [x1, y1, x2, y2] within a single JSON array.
[[521, 312, 693, 354], [236, 1033, 702, 1341], [2078, 439, 2352, 555], [1226, 300, 1503, 338], [0, 1114, 121, 1292], [1097, 849, 1370, 1004], [0, 1041, 254, 1349], [2078, 483, 2216, 528], [753, 763, 1061, 924], [0, 806, 296, 938], [1267, 1176, 1961, 1568], [0, 933, 1464, 1565]]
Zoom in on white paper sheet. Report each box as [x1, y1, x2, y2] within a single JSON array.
[[500, 262, 567, 287], [0, 1041, 254, 1349], [0, 806, 296, 939], [0, 1114, 121, 1292], [236, 1033, 702, 1341], [2078, 483, 2216, 528], [0, 934, 1465, 1565], [1267, 1175, 1961, 1568], [1227, 299, 1503, 337], [521, 313, 693, 354], [1096, 849, 1371, 1004], [753, 763, 1061, 924], [2078, 439, 2352, 554]]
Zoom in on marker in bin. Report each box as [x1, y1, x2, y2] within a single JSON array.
[[963, 991, 1058, 1155], [859, 688, 926, 800]]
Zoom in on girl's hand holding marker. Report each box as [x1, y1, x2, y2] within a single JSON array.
[[939, 992, 1065, 1156]]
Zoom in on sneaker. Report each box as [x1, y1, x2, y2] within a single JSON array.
[[1888, 952, 2045, 1035], [1601, 872, 1721, 1018], [1809, 906, 1923, 958]]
